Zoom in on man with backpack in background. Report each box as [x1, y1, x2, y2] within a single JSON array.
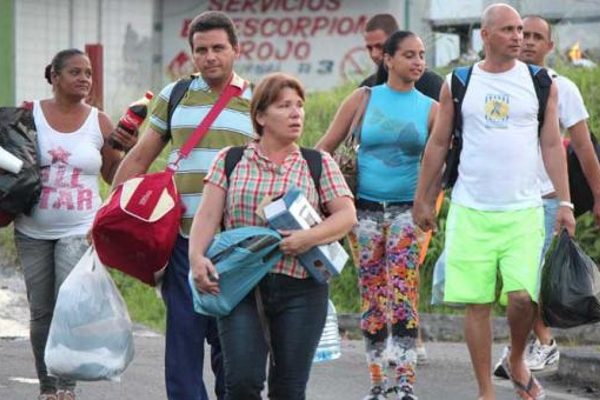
[[110, 11, 254, 400], [492, 14, 600, 379], [413, 3, 575, 399]]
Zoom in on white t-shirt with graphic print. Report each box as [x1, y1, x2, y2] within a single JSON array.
[[448, 61, 543, 211], [15, 101, 104, 239]]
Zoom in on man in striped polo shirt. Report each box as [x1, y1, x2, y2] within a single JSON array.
[[112, 11, 253, 400]]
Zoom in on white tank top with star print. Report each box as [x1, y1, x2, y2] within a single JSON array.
[[14, 101, 104, 239]]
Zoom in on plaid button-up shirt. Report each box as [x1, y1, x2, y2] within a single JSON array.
[[205, 141, 352, 278]]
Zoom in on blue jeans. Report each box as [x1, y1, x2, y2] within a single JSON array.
[[218, 273, 328, 400], [161, 235, 224, 400], [541, 197, 560, 262], [13, 230, 88, 395]]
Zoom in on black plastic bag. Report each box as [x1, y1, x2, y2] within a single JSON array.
[[541, 229, 600, 328], [0, 107, 41, 221]]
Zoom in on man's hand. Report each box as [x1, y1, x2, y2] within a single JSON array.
[[555, 206, 576, 237], [412, 202, 438, 233]]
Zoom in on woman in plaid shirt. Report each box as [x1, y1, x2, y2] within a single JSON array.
[[189, 72, 356, 400]]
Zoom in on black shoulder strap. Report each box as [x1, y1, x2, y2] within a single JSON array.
[[224, 145, 322, 198], [451, 66, 473, 141], [527, 64, 552, 135], [166, 78, 193, 140], [225, 146, 245, 181], [299, 147, 322, 195]]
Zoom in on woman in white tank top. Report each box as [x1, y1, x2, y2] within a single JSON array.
[[13, 48, 136, 400]]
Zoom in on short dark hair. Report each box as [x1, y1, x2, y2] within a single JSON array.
[[250, 72, 305, 137], [187, 11, 239, 49], [376, 31, 417, 84], [45, 48, 86, 85], [365, 13, 399, 36], [522, 14, 553, 40]]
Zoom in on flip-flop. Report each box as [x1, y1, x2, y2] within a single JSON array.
[[501, 356, 546, 399]]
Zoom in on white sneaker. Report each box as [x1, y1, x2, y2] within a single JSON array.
[[526, 338, 560, 371]]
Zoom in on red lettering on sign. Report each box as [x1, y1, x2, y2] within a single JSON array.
[[294, 17, 311, 38], [210, 0, 341, 13], [181, 19, 191, 38], [239, 39, 311, 61], [235, 15, 367, 38], [310, 16, 329, 36], [262, 18, 278, 37], [239, 41, 255, 60]]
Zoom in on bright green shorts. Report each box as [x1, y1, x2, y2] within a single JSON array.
[[444, 203, 544, 305]]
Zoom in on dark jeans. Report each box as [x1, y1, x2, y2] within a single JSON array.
[[218, 273, 328, 400], [161, 235, 224, 400]]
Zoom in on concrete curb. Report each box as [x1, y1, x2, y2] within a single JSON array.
[[339, 312, 600, 391], [558, 347, 600, 392], [339, 312, 600, 344]]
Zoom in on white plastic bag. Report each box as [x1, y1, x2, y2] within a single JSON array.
[[44, 247, 135, 381]]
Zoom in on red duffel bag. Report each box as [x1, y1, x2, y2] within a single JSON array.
[[92, 79, 244, 286], [92, 169, 181, 285]]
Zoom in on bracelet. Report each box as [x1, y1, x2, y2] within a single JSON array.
[[559, 201, 574, 210]]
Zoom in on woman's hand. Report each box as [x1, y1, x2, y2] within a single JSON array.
[[278, 229, 315, 256], [110, 125, 138, 152], [191, 255, 220, 295]]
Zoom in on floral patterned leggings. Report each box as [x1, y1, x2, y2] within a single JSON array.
[[348, 204, 424, 391]]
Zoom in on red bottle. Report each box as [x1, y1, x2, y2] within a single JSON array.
[[108, 91, 154, 151]]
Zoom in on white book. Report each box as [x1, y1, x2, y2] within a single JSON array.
[[263, 187, 349, 283]]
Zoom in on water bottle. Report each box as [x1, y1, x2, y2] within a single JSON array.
[[108, 91, 154, 151], [313, 299, 341, 363]]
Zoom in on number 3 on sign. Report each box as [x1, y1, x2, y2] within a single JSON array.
[[317, 60, 333, 74]]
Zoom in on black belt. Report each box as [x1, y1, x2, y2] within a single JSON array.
[[356, 198, 413, 211]]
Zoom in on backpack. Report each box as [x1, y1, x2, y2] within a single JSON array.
[[165, 78, 193, 140], [441, 64, 552, 189], [224, 145, 322, 197]]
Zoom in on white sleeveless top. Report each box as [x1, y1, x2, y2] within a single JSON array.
[[15, 101, 104, 239], [449, 61, 543, 211]]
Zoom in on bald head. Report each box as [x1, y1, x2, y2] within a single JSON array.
[[482, 3, 521, 29], [480, 3, 523, 65]]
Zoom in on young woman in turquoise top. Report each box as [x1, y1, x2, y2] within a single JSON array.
[[316, 31, 438, 400]]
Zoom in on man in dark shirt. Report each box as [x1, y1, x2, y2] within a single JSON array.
[[359, 13, 443, 101]]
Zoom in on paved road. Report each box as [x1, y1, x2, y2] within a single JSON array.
[[1, 333, 597, 400], [2, 264, 598, 399]]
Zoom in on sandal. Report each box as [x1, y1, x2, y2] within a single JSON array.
[[501, 356, 546, 399]]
